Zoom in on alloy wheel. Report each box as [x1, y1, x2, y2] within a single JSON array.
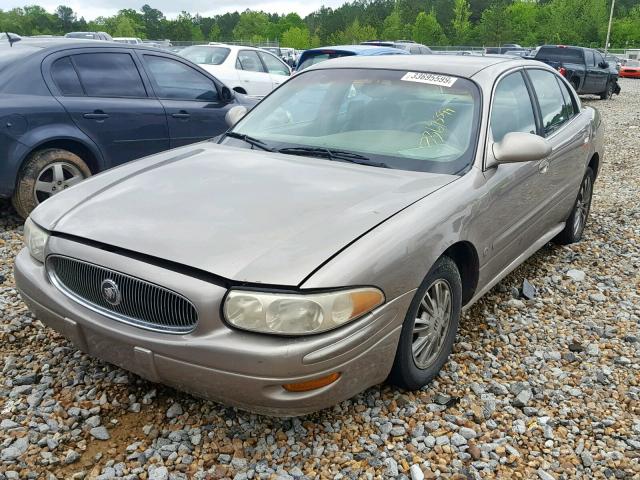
[[411, 279, 452, 369], [34, 162, 85, 203], [572, 174, 593, 238]]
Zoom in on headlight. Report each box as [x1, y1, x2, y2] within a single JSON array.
[[223, 287, 385, 335], [24, 217, 49, 263]]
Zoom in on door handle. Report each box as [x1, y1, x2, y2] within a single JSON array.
[[538, 159, 550, 174], [83, 111, 109, 120], [171, 111, 191, 119]]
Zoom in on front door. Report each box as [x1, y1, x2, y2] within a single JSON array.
[[478, 69, 553, 280], [48, 51, 169, 167], [140, 54, 228, 148]]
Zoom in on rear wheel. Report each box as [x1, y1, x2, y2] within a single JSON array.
[[388, 256, 462, 390], [554, 167, 594, 245], [12, 148, 91, 219]]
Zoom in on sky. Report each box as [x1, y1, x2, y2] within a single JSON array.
[[5, 1, 347, 19]]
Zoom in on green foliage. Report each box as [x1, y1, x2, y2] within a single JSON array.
[[331, 19, 378, 44], [0, 1, 637, 49], [413, 11, 448, 46]]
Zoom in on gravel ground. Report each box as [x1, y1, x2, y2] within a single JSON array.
[[1, 79, 639, 480]]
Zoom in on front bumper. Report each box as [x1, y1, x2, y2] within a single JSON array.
[[14, 237, 413, 416]]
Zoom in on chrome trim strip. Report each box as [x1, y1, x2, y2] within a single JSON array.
[[46, 255, 198, 335]]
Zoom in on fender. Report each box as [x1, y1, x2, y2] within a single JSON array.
[[0, 124, 105, 199]]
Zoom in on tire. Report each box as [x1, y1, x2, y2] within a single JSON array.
[[388, 256, 462, 390], [571, 78, 580, 92], [12, 148, 91, 219], [600, 81, 614, 100], [554, 167, 595, 245]]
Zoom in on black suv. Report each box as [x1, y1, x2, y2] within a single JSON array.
[[0, 39, 255, 218]]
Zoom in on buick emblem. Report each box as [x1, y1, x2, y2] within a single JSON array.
[[101, 279, 122, 306]]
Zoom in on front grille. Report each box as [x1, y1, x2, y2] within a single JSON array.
[[47, 255, 198, 334]]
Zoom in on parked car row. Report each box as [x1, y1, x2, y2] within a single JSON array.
[[14, 53, 604, 415]]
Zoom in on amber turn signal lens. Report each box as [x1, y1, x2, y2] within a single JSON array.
[[282, 372, 341, 392]]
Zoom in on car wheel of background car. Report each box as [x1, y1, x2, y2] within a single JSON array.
[[388, 256, 462, 390], [12, 149, 91, 219], [554, 167, 595, 245], [571, 78, 580, 91], [600, 81, 614, 100]]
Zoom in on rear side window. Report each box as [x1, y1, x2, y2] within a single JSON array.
[[490, 71, 537, 142], [557, 78, 577, 119], [535, 47, 583, 64], [51, 57, 83, 95], [410, 46, 421, 54], [72, 53, 146, 97], [143, 55, 218, 102], [528, 69, 570, 136]]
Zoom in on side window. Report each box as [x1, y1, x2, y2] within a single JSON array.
[[258, 52, 289, 76], [528, 69, 569, 136], [237, 50, 265, 73], [557, 78, 577, 119], [490, 71, 537, 142], [586, 50, 596, 67], [594, 51, 605, 67], [410, 46, 421, 54], [51, 57, 84, 96], [419, 47, 430, 54], [143, 55, 218, 102], [72, 53, 146, 97]]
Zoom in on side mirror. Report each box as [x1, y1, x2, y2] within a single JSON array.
[[220, 86, 234, 103], [225, 105, 248, 128], [493, 132, 551, 164]]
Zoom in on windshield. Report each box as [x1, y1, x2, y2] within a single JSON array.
[[180, 46, 230, 65], [227, 68, 480, 174]]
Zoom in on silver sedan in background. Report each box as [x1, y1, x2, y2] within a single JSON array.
[[15, 55, 603, 415]]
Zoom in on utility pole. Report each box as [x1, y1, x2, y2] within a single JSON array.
[[604, 0, 615, 55]]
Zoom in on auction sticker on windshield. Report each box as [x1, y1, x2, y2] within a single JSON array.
[[401, 72, 457, 87]]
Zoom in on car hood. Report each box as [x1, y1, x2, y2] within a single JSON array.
[[34, 144, 456, 286]]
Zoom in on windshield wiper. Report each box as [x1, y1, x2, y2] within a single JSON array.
[[278, 147, 389, 168], [224, 131, 273, 151]]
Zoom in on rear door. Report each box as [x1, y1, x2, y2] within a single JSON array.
[[526, 68, 589, 225], [256, 51, 290, 90], [139, 53, 228, 148], [583, 49, 600, 93], [235, 50, 273, 96], [46, 49, 169, 167]]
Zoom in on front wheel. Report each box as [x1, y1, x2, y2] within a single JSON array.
[[554, 167, 594, 245], [388, 256, 462, 390], [600, 81, 614, 100]]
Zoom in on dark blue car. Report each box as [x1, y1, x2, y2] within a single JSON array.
[[0, 38, 255, 217]]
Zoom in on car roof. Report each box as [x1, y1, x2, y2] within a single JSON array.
[[304, 45, 407, 55], [3, 38, 162, 52], [306, 54, 535, 78]]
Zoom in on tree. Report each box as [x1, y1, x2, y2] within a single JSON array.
[[282, 26, 312, 49], [55, 6, 76, 31], [233, 10, 270, 42], [412, 11, 447, 46], [141, 4, 164, 39], [451, 0, 472, 44], [331, 19, 377, 44], [382, 9, 409, 40], [113, 16, 137, 37]]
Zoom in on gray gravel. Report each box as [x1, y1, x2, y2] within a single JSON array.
[[1, 79, 639, 479]]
